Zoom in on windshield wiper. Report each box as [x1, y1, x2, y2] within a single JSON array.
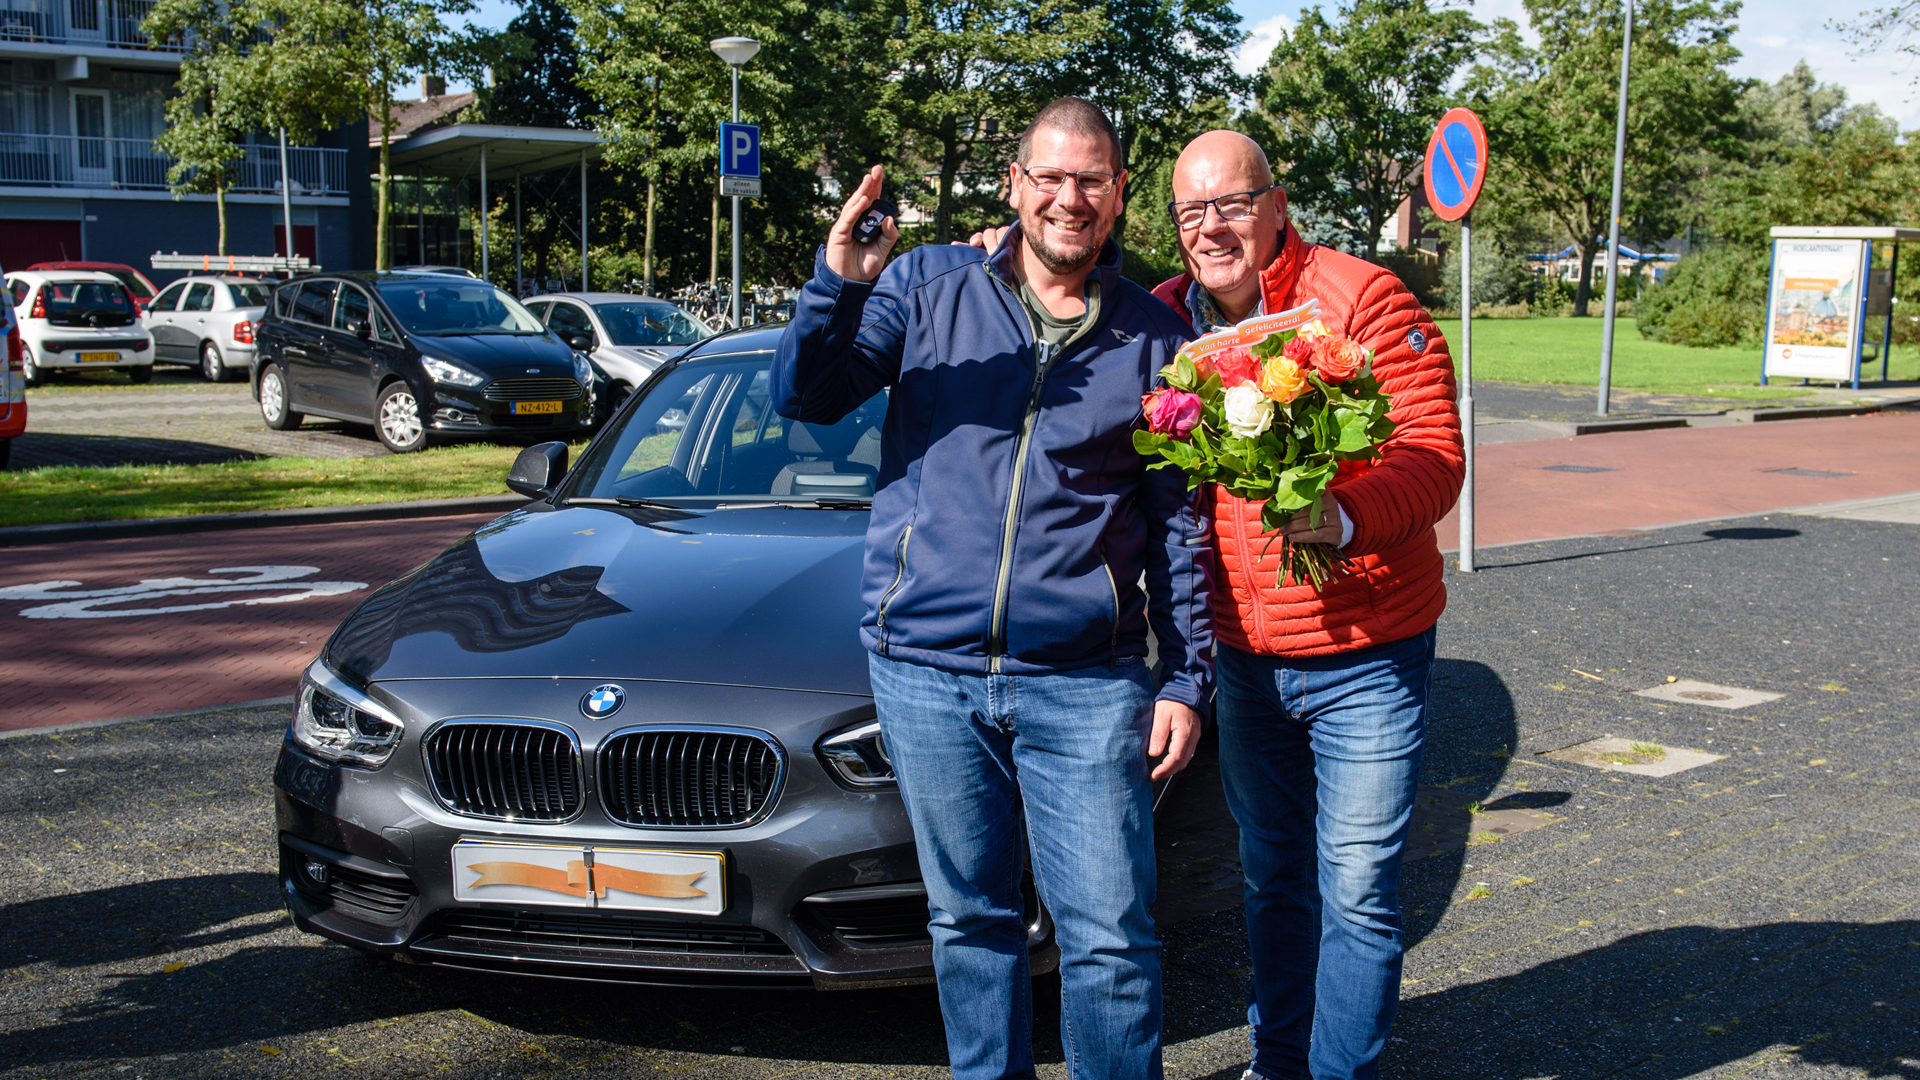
[[424, 329, 534, 337], [561, 496, 693, 510], [716, 498, 872, 510]]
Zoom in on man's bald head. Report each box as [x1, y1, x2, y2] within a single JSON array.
[[1172, 130, 1274, 194], [1169, 130, 1288, 325]]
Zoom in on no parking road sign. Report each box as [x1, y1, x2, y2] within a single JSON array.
[[719, 121, 761, 197], [1423, 107, 1486, 222]]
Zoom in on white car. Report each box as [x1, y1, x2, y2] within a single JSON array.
[[4, 270, 156, 386], [145, 275, 272, 382], [522, 292, 713, 419]]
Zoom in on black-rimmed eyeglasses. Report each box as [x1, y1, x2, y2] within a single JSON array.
[[1019, 164, 1123, 198], [1168, 185, 1278, 229]]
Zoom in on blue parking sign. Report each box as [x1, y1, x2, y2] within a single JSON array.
[[720, 122, 760, 178]]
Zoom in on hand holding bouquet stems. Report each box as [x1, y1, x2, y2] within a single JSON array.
[[1135, 300, 1397, 591]]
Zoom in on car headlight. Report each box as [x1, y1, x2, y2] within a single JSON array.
[[572, 351, 594, 388], [292, 659, 405, 767], [818, 720, 894, 788], [422, 356, 485, 387]]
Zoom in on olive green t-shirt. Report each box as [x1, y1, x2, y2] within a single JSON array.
[[1019, 280, 1089, 349]]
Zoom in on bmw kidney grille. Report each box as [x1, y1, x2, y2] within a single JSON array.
[[422, 721, 582, 821], [599, 728, 784, 828]]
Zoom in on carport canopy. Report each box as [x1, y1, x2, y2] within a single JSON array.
[[385, 124, 607, 290]]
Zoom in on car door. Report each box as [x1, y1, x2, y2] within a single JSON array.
[[546, 300, 595, 350], [147, 280, 187, 359], [323, 284, 380, 418], [282, 279, 337, 412], [177, 282, 217, 358]]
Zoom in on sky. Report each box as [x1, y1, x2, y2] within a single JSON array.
[[459, 0, 1920, 129], [1233, 0, 1920, 128]]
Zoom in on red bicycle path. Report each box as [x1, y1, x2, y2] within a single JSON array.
[[2, 411, 1916, 734]]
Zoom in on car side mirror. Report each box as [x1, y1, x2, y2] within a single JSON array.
[[350, 319, 371, 340], [507, 441, 569, 500], [568, 332, 593, 351]]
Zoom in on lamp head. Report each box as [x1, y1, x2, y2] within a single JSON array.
[[709, 37, 761, 66]]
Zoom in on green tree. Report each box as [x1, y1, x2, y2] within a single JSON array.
[[143, 0, 254, 254], [1247, 0, 1479, 258], [1471, 0, 1741, 315]]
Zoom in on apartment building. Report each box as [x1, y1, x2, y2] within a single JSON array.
[[0, 0, 371, 278]]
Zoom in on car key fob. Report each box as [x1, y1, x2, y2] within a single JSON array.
[[853, 198, 898, 245]]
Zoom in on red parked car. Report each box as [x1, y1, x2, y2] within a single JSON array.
[[27, 261, 161, 313], [1, 274, 23, 470]]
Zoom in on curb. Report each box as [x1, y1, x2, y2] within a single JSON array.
[[1544, 416, 1693, 436], [0, 494, 531, 549], [1728, 396, 1920, 423], [1440, 489, 1920, 558], [0, 695, 296, 739]]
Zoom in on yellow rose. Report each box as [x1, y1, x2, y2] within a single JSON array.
[[1296, 317, 1333, 340], [1259, 355, 1311, 403]]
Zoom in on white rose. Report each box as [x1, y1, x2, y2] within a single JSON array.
[[1222, 383, 1274, 439]]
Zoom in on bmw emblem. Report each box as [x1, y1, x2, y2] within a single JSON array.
[[581, 684, 625, 719]]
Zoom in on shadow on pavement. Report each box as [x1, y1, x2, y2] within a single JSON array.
[[1479, 523, 1803, 570], [8, 432, 267, 470]]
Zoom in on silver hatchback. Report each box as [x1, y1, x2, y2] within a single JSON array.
[[145, 275, 274, 382]]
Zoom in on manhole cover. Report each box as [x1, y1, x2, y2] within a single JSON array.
[[1632, 679, 1784, 710], [1766, 467, 1855, 478], [1540, 465, 1619, 473]]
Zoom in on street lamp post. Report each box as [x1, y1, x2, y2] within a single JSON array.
[[710, 37, 760, 329]]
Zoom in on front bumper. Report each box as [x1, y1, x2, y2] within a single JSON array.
[[427, 386, 594, 437], [272, 677, 1054, 989]]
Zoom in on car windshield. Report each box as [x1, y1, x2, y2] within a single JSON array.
[[375, 280, 545, 336], [566, 351, 886, 505], [592, 301, 713, 347], [44, 281, 133, 315], [231, 282, 273, 308]]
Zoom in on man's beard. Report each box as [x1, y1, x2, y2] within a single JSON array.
[[1022, 213, 1105, 276]]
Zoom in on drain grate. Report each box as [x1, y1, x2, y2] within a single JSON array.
[[1766, 468, 1854, 478], [1539, 465, 1619, 473]]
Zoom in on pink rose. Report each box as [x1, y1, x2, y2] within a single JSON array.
[[1212, 347, 1261, 388], [1282, 335, 1314, 365], [1142, 388, 1203, 439]]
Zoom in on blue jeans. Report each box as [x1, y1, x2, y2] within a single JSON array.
[[868, 652, 1163, 1080], [1215, 629, 1435, 1080]]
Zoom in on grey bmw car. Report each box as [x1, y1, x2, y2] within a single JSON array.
[[273, 324, 1052, 988]]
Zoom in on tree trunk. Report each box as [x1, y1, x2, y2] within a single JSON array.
[[376, 72, 394, 271], [216, 182, 228, 256], [1574, 240, 1599, 316], [644, 175, 656, 294]]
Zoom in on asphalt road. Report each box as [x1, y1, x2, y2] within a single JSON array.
[[3, 511, 1916, 1078]]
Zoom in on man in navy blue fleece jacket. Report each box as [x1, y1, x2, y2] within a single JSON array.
[[773, 98, 1212, 1080]]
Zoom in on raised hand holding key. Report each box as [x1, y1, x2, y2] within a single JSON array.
[[826, 165, 898, 283]]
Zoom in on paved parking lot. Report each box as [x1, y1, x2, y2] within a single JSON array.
[[4, 510, 1915, 1078]]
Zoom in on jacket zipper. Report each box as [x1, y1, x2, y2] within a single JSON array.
[[876, 524, 912, 654], [1100, 548, 1121, 665]]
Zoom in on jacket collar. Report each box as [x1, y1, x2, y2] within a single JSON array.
[[986, 219, 1124, 297]]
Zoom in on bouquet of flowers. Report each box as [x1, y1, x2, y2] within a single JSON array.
[[1134, 300, 1396, 590]]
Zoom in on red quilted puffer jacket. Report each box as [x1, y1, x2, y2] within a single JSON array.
[[1152, 220, 1464, 657]]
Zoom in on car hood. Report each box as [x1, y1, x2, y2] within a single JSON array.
[[602, 344, 677, 369], [325, 503, 872, 696], [414, 331, 576, 372]]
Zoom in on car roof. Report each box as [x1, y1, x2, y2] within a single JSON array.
[[527, 292, 679, 305], [317, 271, 498, 284], [27, 261, 138, 271], [7, 269, 122, 284], [167, 275, 267, 284], [674, 323, 787, 360]]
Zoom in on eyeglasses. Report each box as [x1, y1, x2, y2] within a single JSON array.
[[1168, 185, 1278, 229], [1019, 164, 1122, 198]]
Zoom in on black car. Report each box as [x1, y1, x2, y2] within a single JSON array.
[[251, 272, 595, 452]]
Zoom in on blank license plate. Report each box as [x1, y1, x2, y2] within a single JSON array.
[[450, 840, 724, 915], [513, 400, 563, 415], [77, 352, 118, 363]]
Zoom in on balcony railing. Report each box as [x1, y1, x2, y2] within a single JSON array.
[[0, 0, 181, 51], [0, 134, 349, 195]]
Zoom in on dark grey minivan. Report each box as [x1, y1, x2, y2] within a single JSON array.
[[252, 272, 595, 452], [273, 324, 1055, 988]]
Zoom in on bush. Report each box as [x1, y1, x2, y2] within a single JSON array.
[[1636, 245, 1767, 348], [1434, 247, 1539, 313]]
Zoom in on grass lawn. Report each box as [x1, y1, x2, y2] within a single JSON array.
[[1430, 317, 1920, 398], [0, 442, 585, 528]]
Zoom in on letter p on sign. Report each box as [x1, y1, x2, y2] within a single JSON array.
[[719, 122, 761, 178]]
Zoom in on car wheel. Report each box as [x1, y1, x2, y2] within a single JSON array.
[[21, 344, 48, 388], [598, 380, 632, 427], [128, 364, 153, 384], [375, 382, 427, 453], [259, 364, 303, 430], [199, 341, 229, 382]]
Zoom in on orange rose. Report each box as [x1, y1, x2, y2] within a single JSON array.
[[1212, 347, 1261, 388], [1259, 355, 1311, 403], [1311, 335, 1367, 382]]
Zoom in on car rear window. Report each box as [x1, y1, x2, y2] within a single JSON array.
[[231, 283, 272, 308], [104, 269, 155, 298], [42, 281, 133, 315]]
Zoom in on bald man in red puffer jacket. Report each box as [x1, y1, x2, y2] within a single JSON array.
[[1155, 131, 1462, 1080]]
